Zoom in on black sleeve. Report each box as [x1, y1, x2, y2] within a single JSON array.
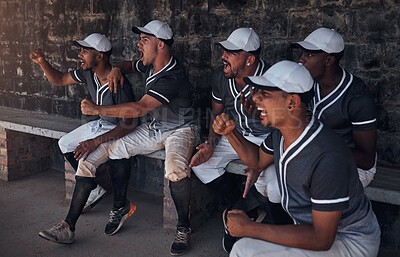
[[113, 76, 135, 104], [347, 79, 377, 131], [69, 69, 87, 83], [133, 60, 146, 73], [260, 133, 274, 155], [211, 68, 224, 104], [310, 152, 351, 211], [146, 75, 181, 105]]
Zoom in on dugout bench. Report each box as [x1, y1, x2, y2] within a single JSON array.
[[0, 106, 399, 254]]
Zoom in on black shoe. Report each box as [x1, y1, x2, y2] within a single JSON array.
[[222, 232, 237, 253], [222, 209, 237, 253], [104, 201, 136, 236], [170, 226, 191, 256], [221, 206, 268, 253]]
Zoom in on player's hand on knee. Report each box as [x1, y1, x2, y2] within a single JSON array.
[[189, 143, 213, 167], [227, 209, 251, 237], [107, 67, 124, 93], [29, 49, 46, 64], [213, 113, 236, 136], [74, 139, 99, 160], [74, 144, 87, 160]]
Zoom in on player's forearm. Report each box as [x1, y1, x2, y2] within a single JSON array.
[[206, 104, 224, 147], [98, 102, 148, 119], [243, 222, 336, 251], [38, 61, 68, 86], [225, 130, 261, 170], [206, 123, 221, 148], [351, 129, 377, 169], [352, 149, 376, 170], [93, 118, 138, 145]]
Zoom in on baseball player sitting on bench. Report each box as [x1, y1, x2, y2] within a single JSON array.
[[79, 20, 198, 256], [213, 60, 381, 257], [30, 33, 137, 244], [292, 28, 378, 187], [188, 27, 290, 252]]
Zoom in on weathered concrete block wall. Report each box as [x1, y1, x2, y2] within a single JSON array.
[[0, 128, 52, 180], [1, 0, 399, 167]]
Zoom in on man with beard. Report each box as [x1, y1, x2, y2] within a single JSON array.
[[30, 33, 137, 243], [292, 28, 377, 187], [188, 28, 289, 252], [213, 60, 380, 257], [79, 20, 198, 256]]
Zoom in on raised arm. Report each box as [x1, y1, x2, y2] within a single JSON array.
[[107, 61, 135, 93], [29, 49, 76, 86], [189, 101, 224, 168], [213, 113, 272, 171], [213, 113, 274, 197]]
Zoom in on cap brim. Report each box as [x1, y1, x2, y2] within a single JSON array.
[[132, 26, 154, 36], [74, 40, 94, 49], [217, 40, 242, 52], [291, 41, 322, 51], [244, 76, 279, 90]]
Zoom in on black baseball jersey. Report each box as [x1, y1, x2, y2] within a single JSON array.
[[311, 68, 377, 147], [212, 60, 271, 137], [261, 117, 376, 235], [133, 57, 196, 132], [70, 69, 135, 125]]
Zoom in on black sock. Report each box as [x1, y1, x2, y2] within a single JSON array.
[[109, 158, 131, 209], [65, 176, 96, 230], [64, 152, 78, 171], [169, 177, 191, 228]]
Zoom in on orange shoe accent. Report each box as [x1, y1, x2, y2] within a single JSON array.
[[127, 202, 137, 217]]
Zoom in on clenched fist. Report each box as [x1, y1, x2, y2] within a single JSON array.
[[81, 99, 100, 116], [29, 49, 46, 64], [212, 113, 236, 136]]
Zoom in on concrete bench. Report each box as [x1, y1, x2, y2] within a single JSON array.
[[0, 106, 216, 229], [1, 106, 400, 240], [1, 105, 399, 206], [0, 107, 83, 181]]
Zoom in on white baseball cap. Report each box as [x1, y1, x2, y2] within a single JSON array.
[[217, 28, 260, 53], [74, 33, 112, 52], [132, 20, 173, 40], [292, 27, 344, 54], [244, 61, 314, 94]]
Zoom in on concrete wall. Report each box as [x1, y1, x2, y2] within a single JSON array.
[[1, 0, 400, 167], [0, 128, 52, 180]]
